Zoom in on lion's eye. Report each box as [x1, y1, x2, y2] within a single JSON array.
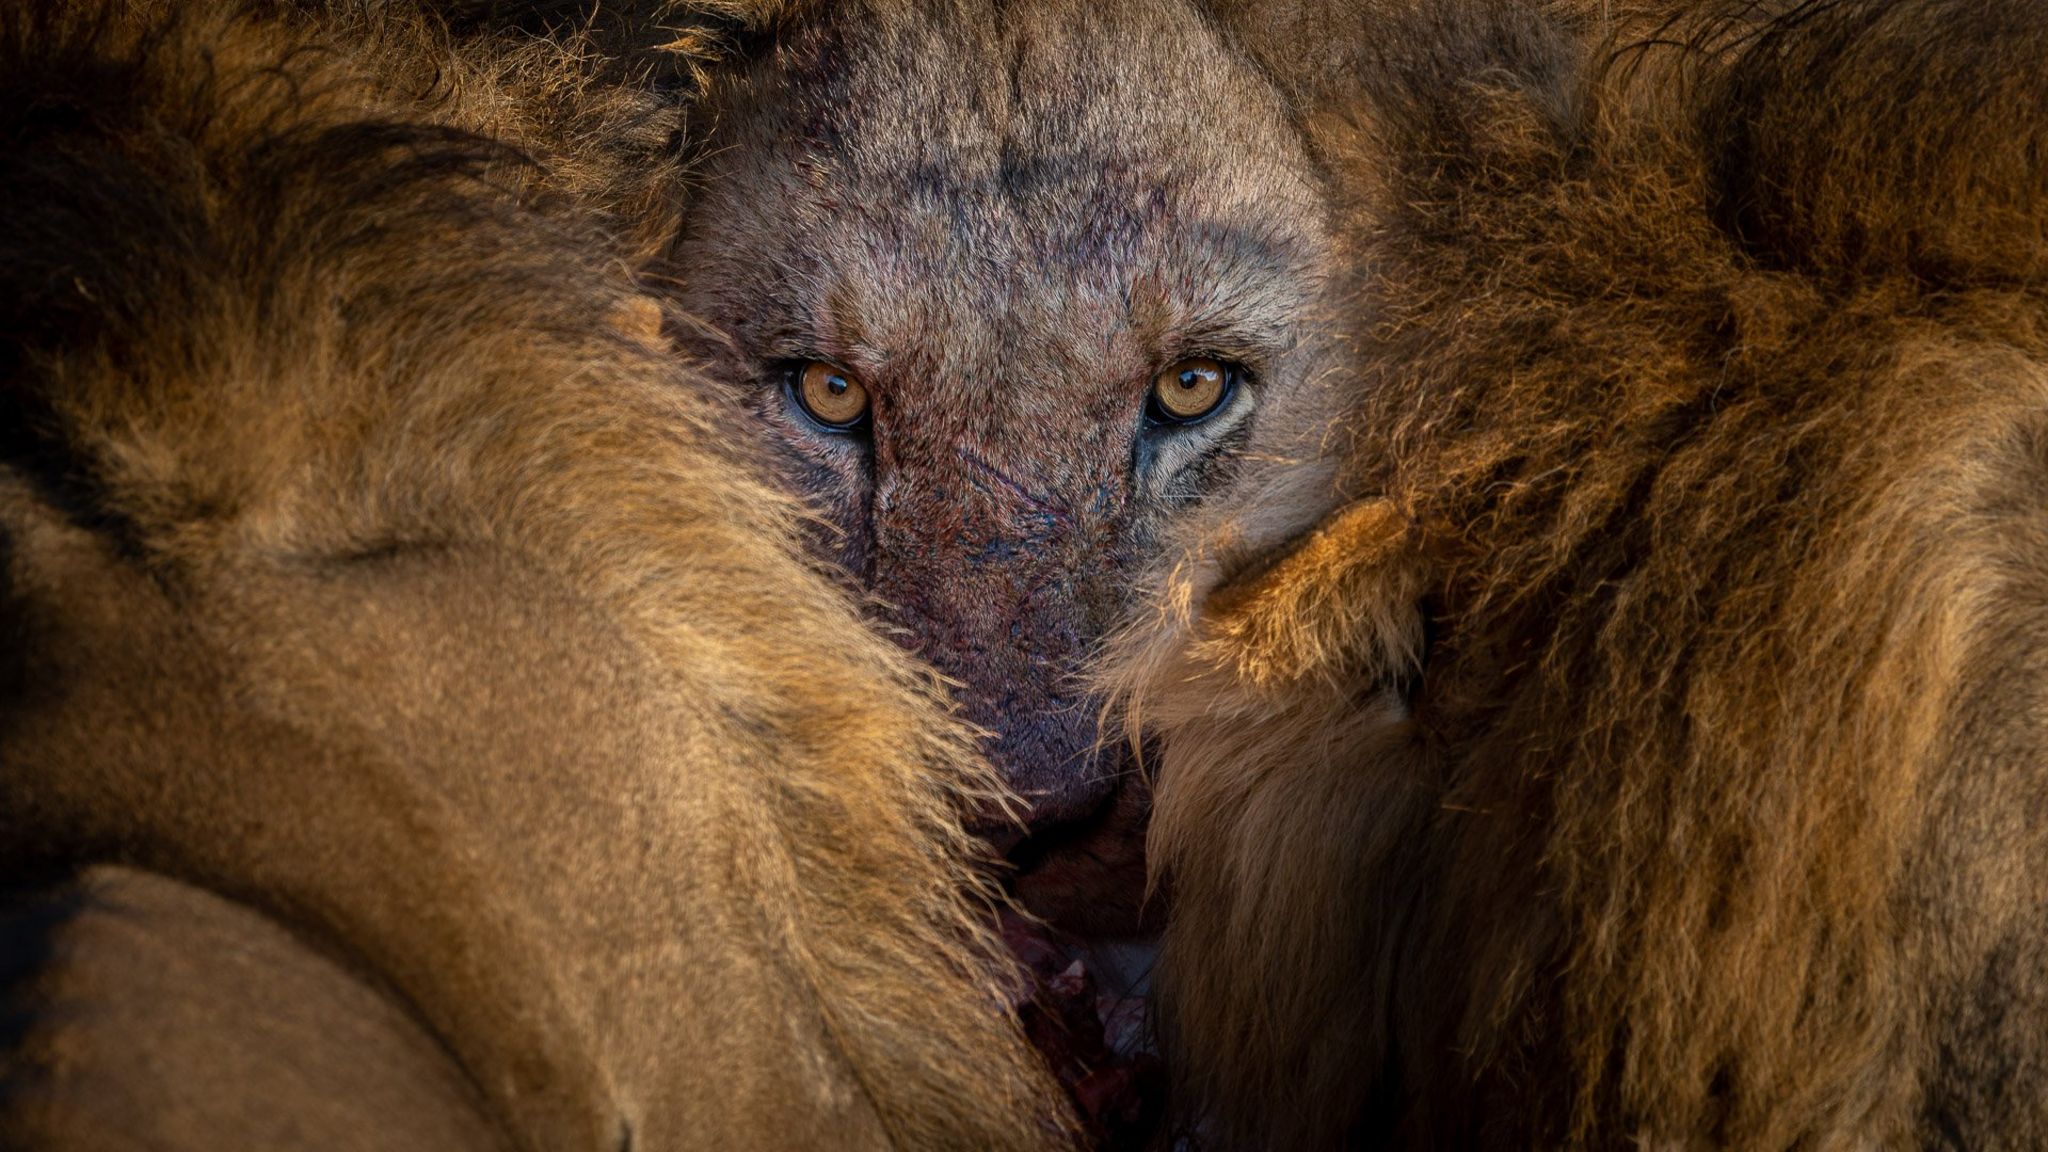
[[1149, 357, 1234, 424], [791, 360, 870, 429]]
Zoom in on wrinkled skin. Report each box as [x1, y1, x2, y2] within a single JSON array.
[[673, 0, 1333, 937]]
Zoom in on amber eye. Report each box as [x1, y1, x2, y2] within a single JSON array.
[[1149, 357, 1233, 424], [791, 360, 870, 429]]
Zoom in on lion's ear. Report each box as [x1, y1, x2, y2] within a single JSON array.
[[1201, 498, 1429, 695]]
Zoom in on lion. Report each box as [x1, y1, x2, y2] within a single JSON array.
[[1108, 0, 2048, 1147], [0, 2, 1070, 1148], [657, 1, 1349, 1137]]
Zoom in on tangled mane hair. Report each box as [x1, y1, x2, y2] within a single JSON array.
[[0, 1, 1069, 1147], [1113, 0, 2048, 1146]]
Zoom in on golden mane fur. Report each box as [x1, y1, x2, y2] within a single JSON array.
[[0, 2, 1068, 1147], [1112, 0, 2048, 1146]]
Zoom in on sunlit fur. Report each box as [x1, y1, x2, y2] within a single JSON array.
[[1111, 0, 2048, 1147], [0, 2, 1068, 1148]]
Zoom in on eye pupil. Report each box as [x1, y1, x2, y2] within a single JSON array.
[[793, 360, 870, 430], [1151, 357, 1232, 423]]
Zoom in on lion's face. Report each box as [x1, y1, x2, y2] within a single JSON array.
[[675, 0, 1331, 927]]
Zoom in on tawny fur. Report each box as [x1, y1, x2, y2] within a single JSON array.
[[663, 0, 1335, 954], [1111, 0, 2048, 1147], [0, 2, 1070, 1148]]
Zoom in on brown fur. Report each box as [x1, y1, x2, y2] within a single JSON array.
[[1112, 0, 2048, 1147], [664, 0, 1337, 952], [0, 2, 1070, 1148]]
